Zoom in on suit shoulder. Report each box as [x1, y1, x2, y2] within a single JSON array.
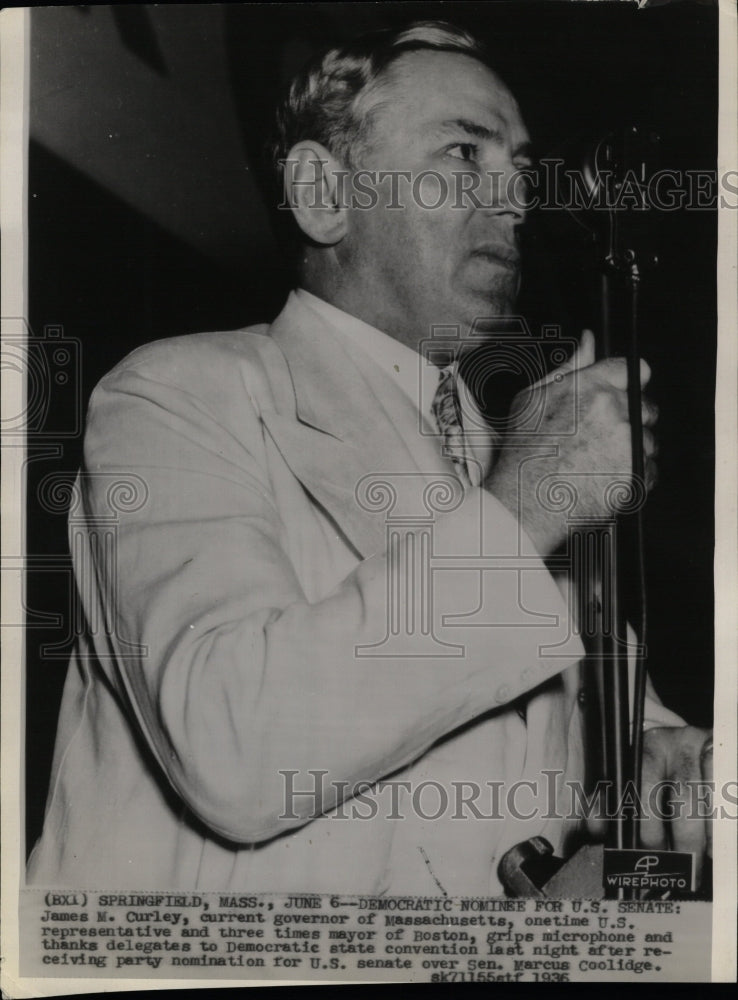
[[99, 324, 284, 389], [89, 323, 295, 433]]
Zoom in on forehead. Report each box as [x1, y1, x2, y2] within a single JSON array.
[[365, 49, 528, 143]]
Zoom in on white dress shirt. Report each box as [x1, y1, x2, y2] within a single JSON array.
[[296, 289, 495, 484]]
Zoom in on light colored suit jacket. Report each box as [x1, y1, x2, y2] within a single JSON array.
[[28, 292, 682, 895]]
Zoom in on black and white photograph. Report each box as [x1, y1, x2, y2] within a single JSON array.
[[1, 0, 736, 988]]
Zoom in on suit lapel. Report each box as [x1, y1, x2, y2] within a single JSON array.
[[260, 293, 455, 558]]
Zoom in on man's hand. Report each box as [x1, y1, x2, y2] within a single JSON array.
[[640, 725, 713, 886], [485, 330, 659, 555]]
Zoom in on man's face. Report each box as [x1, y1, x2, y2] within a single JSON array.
[[337, 50, 532, 352]]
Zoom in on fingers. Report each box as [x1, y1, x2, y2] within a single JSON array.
[[643, 428, 658, 459], [640, 732, 669, 851], [592, 356, 651, 391], [642, 407, 659, 491], [642, 398, 659, 427], [640, 727, 712, 888], [537, 330, 652, 396], [644, 457, 659, 493], [535, 328, 597, 387], [663, 733, 706, 846], [569, 329, 596, 372]]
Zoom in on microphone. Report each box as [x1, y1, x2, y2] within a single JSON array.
[[531, 126, 662, 266]]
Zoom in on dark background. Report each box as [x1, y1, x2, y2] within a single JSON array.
[[26, 1, 717, 852]]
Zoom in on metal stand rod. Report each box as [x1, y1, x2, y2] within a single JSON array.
[[626, 269, 649, 850]]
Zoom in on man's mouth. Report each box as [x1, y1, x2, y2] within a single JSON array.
[[470, 245, 521, 270]]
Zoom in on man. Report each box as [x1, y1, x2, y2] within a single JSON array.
[[29, 21, 709, 895]]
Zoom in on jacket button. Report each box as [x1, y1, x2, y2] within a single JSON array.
[[577, 686, 588, 706]]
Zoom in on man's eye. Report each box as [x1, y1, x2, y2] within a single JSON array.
[[446, 143, 478, 162]]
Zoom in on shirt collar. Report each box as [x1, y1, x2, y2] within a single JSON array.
[[293, 289, 495, 480], [295, 289, 441, 426]]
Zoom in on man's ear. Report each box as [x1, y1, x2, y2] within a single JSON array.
[[282, 141, 348, 245]]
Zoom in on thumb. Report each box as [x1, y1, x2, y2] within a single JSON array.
[[562, 328, 596, 373], [536, 329, 596, 387]]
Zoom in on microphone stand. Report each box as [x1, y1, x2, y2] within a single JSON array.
[[499, 127, 655, 900]]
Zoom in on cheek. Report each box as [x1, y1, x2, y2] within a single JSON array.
[[397, 202, 465, 276], [409, 171, 452, 212], [363, 203, 454, 272], [347, 188, 468, 297]]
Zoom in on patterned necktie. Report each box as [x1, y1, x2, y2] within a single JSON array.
[[431, 362, 472, 486]]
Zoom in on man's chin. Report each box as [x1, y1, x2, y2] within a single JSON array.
[[457, 286, 518, 336], [418, 281, 518, 352]]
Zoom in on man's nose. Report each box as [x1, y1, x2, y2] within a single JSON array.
[[484, 199, 527, 235], [499, 170, 530, 219], [479, 167, 529, 222]]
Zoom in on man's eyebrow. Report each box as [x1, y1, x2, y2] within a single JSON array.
[[436, 117, 503, 142], [435, 118, 535, 161]]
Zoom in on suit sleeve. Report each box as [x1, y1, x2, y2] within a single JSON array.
[[81, 357, 584, 843]]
